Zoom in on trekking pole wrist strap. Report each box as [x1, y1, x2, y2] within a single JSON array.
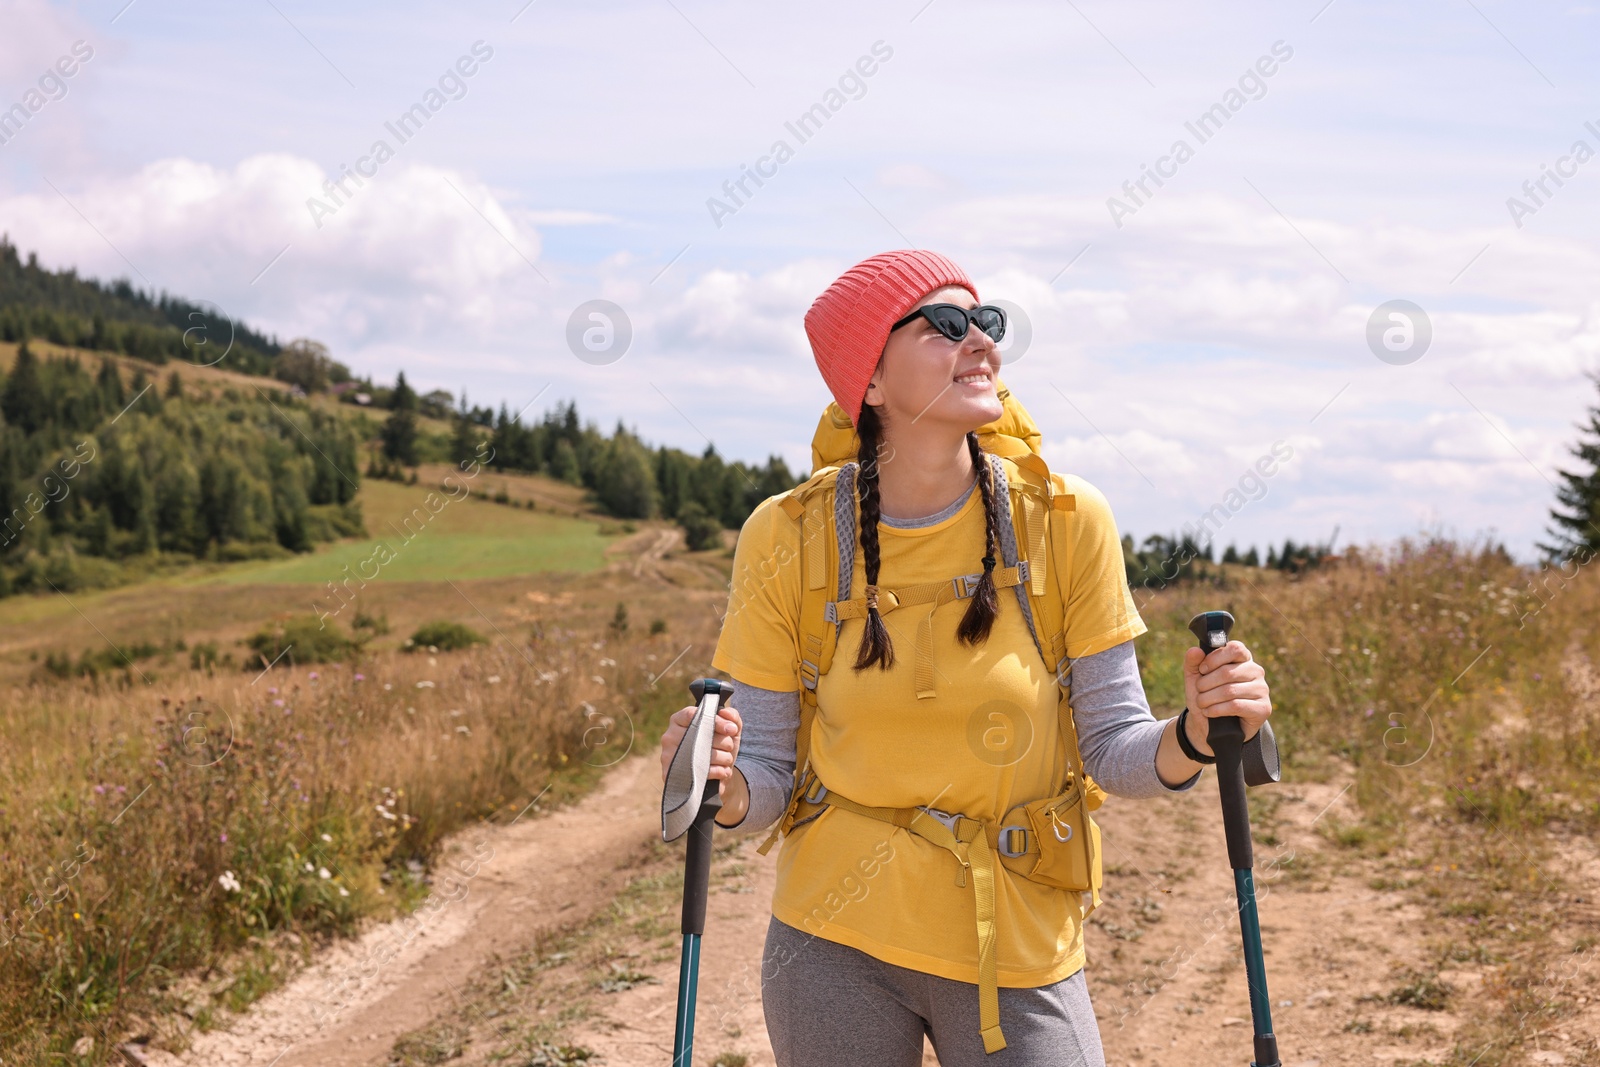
[[1175, 707, 1217, 765]]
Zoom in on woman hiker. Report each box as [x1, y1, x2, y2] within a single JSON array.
[[659, 249, 1274, 1066]]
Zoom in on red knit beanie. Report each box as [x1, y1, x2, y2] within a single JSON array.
[[804, 249, 979, 425]]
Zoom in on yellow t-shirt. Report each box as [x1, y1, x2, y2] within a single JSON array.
[[711, 469, 1145, 987]]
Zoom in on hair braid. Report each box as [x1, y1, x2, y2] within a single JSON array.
[[955, 430, 1002, 645], [852, 403, 896, 670]]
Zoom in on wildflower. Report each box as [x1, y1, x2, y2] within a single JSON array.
[[268, 686, 278, 695], [416, 681, 435, 689], [355, 673, 366, 681], [599, 657, 616, 667], [338, 887, 350, 897], [273, 699, 285, 707], [487, 675, 501, 684], [309, 671, 319, 680], [218, 871, 242, 893], [220, 831, 228, 843], [94, 784, 106, 795], [319, 867, 331, 879], [321, 833, 333, 842], [591, 675, 606, 685], [304, 862, 314, 872], [384, 683, 393, 691]]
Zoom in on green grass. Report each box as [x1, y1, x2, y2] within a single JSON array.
[[195, 481, 613, 586]]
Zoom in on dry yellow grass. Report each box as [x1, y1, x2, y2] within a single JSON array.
[[0, 519, 732, 1064]]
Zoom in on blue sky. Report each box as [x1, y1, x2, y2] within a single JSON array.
[[2, 0, 1598, 559]]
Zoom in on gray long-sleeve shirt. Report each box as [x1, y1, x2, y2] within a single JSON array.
[[717, 480, 1200, 831]]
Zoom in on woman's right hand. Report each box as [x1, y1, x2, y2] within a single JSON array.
[[660, 703, 743, 797]]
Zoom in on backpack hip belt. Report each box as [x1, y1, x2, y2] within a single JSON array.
[[783, 764, 1103, 1055]]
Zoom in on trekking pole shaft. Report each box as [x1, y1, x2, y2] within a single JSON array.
[[1234, 868, 1279, 1067], [671, 931, 702, 1066]]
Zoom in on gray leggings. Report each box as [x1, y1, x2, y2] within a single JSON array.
[[761, 916, 1107, 1067]]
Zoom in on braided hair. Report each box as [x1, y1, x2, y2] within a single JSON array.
[[852, 402, 1004, 671]]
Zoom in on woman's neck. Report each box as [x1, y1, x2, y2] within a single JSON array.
[[873, 433, 976, 521]]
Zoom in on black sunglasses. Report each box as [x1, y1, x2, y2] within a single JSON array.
[[890, 302, 1007, 344]]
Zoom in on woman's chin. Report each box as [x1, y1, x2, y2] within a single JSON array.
[[963, 393, 1005, 426]]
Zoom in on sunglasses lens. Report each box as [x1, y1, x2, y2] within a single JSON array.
[[927, 306, 970, 342], [975, 306, 1006, 342]]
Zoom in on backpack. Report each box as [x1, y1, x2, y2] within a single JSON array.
[[755, 373, 1109, 846], [749, 380, 1116, 1053]]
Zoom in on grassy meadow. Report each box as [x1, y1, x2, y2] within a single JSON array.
[[0, 454, 733, 1064]]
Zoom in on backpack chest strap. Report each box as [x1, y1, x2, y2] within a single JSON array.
[[827, 562, 1027, 699]]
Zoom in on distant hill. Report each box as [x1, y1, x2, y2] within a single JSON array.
[[0, 236, 285, 376]]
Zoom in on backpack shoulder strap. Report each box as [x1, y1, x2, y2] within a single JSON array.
[[757, 463, 848, 855]]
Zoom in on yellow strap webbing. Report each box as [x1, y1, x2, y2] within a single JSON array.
[[831, 566, 1024, 699], [812, 785, 1008, 1054]]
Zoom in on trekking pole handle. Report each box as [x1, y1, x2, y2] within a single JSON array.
[[1188, 611, 1252, 871], [681, 679, 727, 937]]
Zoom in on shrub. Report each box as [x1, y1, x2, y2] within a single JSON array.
[[404, 620, 486, 653], [677, 501, 723, 552], [245, 614, 358, 669]]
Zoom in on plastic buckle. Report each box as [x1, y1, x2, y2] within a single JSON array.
[[997, 824, 1031, 858], [803, 777, 828, 804], [799, 659, 820, 690], [951, 574, 980, 599], [915, 805, 962, 835]]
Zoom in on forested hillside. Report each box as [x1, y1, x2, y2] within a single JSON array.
[[0, 342, 363, 598], [0, 237, 286, 377]]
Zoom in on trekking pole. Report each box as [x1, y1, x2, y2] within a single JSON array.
[[660, 677, 729, 1067], [1189, 610, 1282, 1067]]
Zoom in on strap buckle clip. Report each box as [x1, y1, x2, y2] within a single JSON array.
[[914, 805, 962, 835], [952, 574, 981, 599], [802, 776, 828, 804], [997, 824, 1031, 858]]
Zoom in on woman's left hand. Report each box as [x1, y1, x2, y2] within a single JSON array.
[[1182, 640, 1272, 758]]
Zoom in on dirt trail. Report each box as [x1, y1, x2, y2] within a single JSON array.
[[146, 756, 665, 1067], [150, 743, 1598, 1067]]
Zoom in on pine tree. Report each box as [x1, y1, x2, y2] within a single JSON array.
[[96, 356, 124, 407], [450, 414, 479, 468], [1, 340, 46, 433], [1542, 372, 1600, 561], [390, 370, 418, 412], [382, 405, 419, 466]]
